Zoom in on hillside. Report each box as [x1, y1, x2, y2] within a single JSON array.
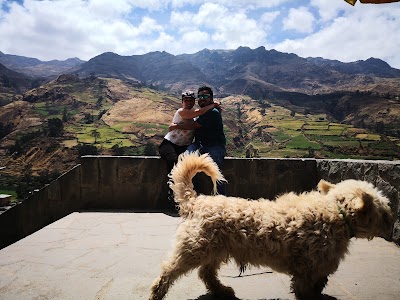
[[0, 63, 39, 105], [1, 73, 399, 202]]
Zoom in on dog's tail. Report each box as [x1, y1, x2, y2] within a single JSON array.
[[169, 151, 226, 214]]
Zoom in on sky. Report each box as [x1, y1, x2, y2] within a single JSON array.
[[0, 0, 399, 69]]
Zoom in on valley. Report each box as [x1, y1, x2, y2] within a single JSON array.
[[1, 75, 399, 202]]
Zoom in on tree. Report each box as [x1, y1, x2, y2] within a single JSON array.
[[0, 122, 14, 139], [77, 144, 98, 156], [72, 99, 79, 109], [62, 106, 68, 122], [144, 141, 158, 156], [1, 75, 12, 87], [8, 130, 42, 156], [84, 113, 94, 124], [111, 142, 124, 155], [15, 167, 44, 200], [307, 147, 315, 158], [90, 129, 100, 143], [98, 109, 107, 120], [236, 103, 243, 119], [375, 121, 385, 134], [47, 118, 64, 137], [8, 139, 22, 155], [96, 96, 103, 108]]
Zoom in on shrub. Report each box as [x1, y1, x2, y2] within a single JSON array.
[[144, 142, 158, 156], [48, 118, 64, 137], [77, 144, 98, 156]]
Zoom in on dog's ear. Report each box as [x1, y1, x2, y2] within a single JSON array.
[[318, 179, 335, 195], [353, 189, 373, 212]]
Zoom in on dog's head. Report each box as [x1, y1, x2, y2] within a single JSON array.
[[318, 179, 393, 241]]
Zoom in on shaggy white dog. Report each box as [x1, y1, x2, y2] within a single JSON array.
[[150, 152, 393, 300]]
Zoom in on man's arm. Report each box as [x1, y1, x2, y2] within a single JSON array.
[[178, 103, 220, 119]]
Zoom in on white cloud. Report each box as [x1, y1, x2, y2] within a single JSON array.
[[211, 14, 266, 49], [170, 0, 292, 10], [196, 2, 228, 25], [0, 0, 169, 60], [260, 11, 281, 34], [170, 3, 268, 52], [260, 11, 281, 25], [171, 0, 201, 8], [200, 3, 265, 47], [126, 0, 167, 11], [0, 0, 399, 70], [86, 0, 132, 18], [181, 29, 209, 45], [138, 16, 164, 33], [310, 0, 351, 22], [143, 32, 176, 53], [283, 7, 315, 34], [169, 10, 197, 33], [275, 5, 400, 68]]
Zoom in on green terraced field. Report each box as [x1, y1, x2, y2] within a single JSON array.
[[285, 135, 321, 150], [246, 106, 399, 159], [65, 123, 137, 147], [355, 133, 381, 141]]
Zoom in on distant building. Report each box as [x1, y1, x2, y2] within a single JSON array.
[[0, 194, 12, 206]]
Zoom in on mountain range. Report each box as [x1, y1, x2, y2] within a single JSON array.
[[0, 51, 84, 77], [1, 47, 399, 102]]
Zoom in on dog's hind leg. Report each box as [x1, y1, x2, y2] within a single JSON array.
[[198, 261, 235, 299]]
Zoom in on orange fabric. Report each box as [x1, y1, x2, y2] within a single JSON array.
[[345, 0, 400, 4], [360, 0, 400, 3]]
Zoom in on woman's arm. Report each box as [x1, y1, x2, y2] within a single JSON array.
[[178, 102, 220, 119], [168, 122, 201, 131]]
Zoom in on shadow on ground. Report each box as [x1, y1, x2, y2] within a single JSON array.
[[190, 294, 338, 300]]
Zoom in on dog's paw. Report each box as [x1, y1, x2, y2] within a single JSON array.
[[213, 285, 236, 299]]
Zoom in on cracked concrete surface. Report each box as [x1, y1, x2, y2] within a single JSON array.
[[0, 212, 399, 300]]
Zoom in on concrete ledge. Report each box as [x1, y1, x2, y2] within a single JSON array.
[[0, 156, 399, 249]]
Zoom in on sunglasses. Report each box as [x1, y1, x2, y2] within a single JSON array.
[[197, 94, 211, 99]]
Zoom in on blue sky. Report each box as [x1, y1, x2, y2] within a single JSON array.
[[0, 0, 399, 68]]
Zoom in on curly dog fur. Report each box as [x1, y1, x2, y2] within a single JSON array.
[[149, 152, 393, 300]]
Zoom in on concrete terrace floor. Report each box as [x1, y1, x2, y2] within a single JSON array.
[[0, 212, 400, 300]]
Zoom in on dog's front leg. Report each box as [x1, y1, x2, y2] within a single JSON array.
[[198, 263, 235, 299], [291, 273, 328, 300]]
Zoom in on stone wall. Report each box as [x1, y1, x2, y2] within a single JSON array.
[[317, 159, 400, 242], [0, 156, 398, 249]]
